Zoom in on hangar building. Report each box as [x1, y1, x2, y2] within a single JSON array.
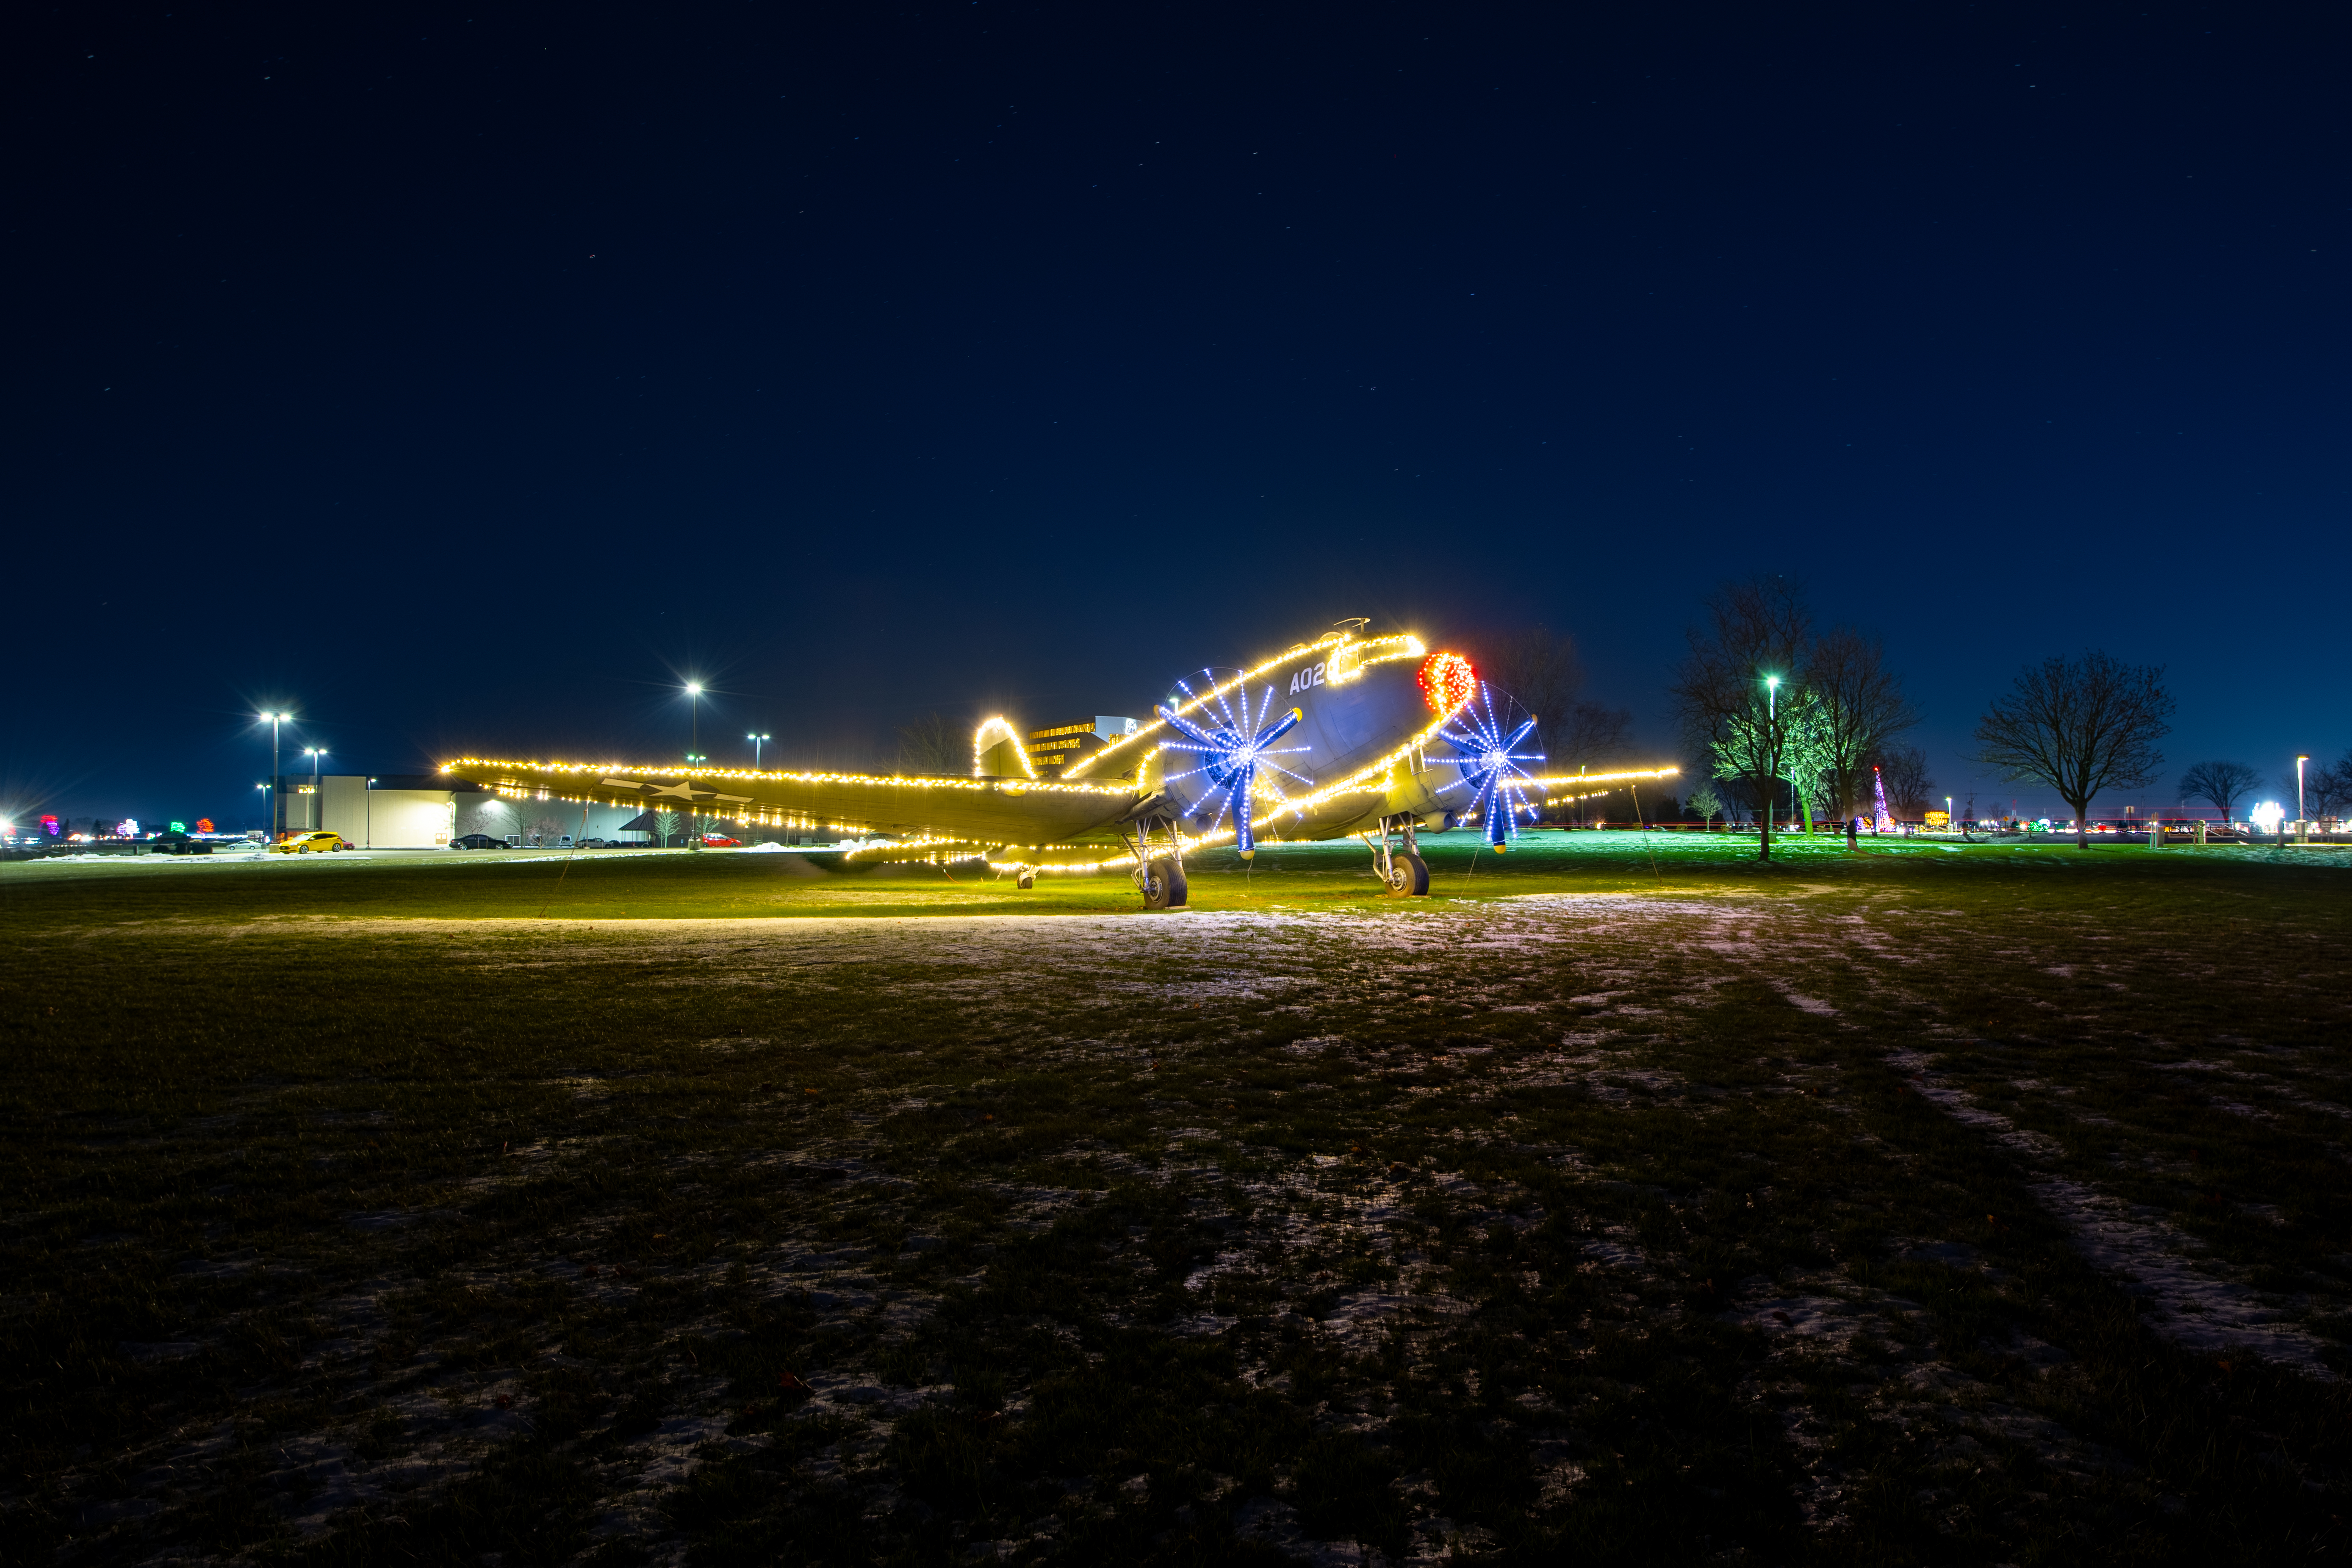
[[275, 775, 755, 847]]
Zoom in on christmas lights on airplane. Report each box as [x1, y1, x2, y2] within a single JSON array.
[[440, 626, 1676, 909]]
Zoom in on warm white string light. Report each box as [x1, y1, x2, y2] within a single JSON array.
[[443, 634, 1675, 878], [1066, 632, 1425, 780], [969, 717, 1040, 779], [1520, 766, 1682, 788]]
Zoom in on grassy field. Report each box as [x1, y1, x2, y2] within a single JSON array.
[[3, 833, 2349, 1565]]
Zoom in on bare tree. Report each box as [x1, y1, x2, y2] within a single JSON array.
[[1804, 626, 1917, 820], [1686, 780, 1725, 829], [1872, 743, 1936, 818], [1670, 577, 1813, 862], [895, 712, 965, 775], [1471, 627, 1586, 762], [2313, 755, 2352, 822], [2179, 760, 2259, 825], [1973, 652, 2174, 848], [1547, 698, 1634, 773]]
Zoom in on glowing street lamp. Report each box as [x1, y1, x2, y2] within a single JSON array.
[[2297, 754, 2309, 827], [258, 710, 291, 838], [1764, 675, 1781, 831], [748, 731, 770, 770], [256, 781, 271, 834], [684, 682, 704, 761]]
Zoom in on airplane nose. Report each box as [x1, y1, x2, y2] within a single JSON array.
[[1417, 650, 1476, 715]]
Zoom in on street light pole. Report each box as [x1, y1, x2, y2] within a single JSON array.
[[684, 750, 708, 850], [260, 712, 290, 839], [304, 747, 327, 833], [748, 731, 770, 770], [685, 683, 702, 762]]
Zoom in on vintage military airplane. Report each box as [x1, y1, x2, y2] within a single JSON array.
[[440, 626, 1677, 908]]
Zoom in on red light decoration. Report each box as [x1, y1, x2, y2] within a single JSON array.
[[1417, 651, 1476, 716], [196, 818, 215, 833]]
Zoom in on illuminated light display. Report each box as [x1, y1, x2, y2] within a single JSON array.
[[441, 756, 1138, 844], [982, 700, 1483, 878], [1519, 766, 1682, 788], [443, 758, 1128, 800], [1436, 682, 1544, 848], [971, 717, 1040, 779], [444, 630, 1478, 886], [1067, 631, 1427, 780], [1417, 650, 1477, 717], [1157, 674, 1310, 858]]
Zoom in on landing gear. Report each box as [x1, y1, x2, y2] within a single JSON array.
[[1015, 869, 1036, 890], [1140, 857, 1187, 909], [1365, 815, 1433, 897], [1121, 813, 1190, 910]]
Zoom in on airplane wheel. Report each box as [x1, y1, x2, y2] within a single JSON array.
[[1016, 870, 1035, 889], [1140, 857, 1187, 910], [1383, 852, 1430, 896]]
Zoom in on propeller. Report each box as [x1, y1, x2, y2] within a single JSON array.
[[1158, 673, 1313, 859], [1438, 682, 1545, 848]]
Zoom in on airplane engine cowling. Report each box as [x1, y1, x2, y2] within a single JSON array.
[[1155, 670, 1311, 859]]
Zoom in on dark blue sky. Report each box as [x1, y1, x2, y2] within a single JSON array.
[[8, 1, 2343, 826]]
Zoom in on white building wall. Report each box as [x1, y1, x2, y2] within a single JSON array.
[[318, 778, 458, 847], [361, 793, 459, 848]]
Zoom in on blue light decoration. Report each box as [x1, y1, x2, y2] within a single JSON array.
[[1439, 682, 1545, 848], [1158, 673, 1312, 858]]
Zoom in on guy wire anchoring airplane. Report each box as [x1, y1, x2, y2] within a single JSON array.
[[440, 625, 1677, 909]]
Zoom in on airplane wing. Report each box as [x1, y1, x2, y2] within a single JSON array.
[[436, 756, 1145, 847]]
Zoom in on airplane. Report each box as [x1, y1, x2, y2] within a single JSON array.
[[440, 625, 1679, 909]]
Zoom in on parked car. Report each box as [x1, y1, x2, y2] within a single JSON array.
[[701, 834, 742, 847], [578, 837, 612, 848], [448, 833, 509, 850], [150, 831, 213, 856], [270, 831, 349, 854]]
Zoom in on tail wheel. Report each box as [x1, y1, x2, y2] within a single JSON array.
[[1140, 856, 1188, 910], [1384, 852, 1430, 897]]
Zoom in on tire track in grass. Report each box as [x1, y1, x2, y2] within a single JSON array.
[[1690, 894, 2345, 1383]]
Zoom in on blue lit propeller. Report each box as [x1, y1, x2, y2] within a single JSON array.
[[1438, 682, 1545, 848], [1158, 673, 1312, 859]]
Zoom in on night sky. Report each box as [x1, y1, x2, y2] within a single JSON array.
[[8, 3, 2344, 828]]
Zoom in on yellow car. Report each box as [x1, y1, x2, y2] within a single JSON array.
[[270, 831, 350, 853]]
